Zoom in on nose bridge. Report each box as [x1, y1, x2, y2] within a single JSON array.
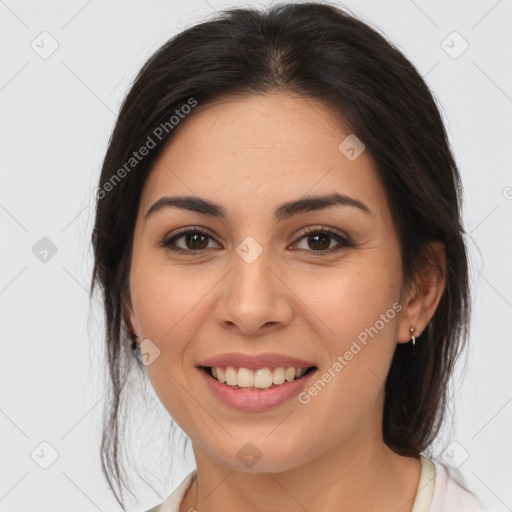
[[217, 236, 293, 333], [232, 238, 271, 294]]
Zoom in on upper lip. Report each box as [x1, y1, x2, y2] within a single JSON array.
[[197, 352, 317, 370]]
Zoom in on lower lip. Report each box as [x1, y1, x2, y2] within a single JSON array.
[[198, 367, 317, 411]]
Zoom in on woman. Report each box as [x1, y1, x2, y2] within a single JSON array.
[[90, 2, 485, 511]]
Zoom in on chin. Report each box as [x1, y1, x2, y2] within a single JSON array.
[[209, 438, 310, 474]]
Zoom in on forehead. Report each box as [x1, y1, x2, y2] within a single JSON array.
[[139, 92, 387, 221]]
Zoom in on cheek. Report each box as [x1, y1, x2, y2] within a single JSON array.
[[294, 257, 401, 345], [129, 264, 216, 428], [291, 256, 401, 407], [130, 257, 215, 343], [129, 259, 225, 394]]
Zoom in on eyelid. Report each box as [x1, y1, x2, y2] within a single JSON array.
[[166, 225, 216, 238], [294, 225, 350, 243]]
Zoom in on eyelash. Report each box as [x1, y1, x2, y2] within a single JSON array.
[[160, 226, 353, 256]]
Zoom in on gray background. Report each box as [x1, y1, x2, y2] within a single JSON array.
[[1, 0, 511, 510]]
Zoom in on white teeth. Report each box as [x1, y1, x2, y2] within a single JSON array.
[[209, 365, 311, 389], [225, 367, 238, 386], [254, 368, 273, 388], [272, 367, 286, 385], [237, 367, 254, 388], [285, 367, 296, 381]]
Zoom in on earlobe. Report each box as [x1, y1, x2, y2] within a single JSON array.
[[397, 282, 422, 344], [397, 241, 446, 344]]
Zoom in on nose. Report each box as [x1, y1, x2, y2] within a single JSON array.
[[214, 244, 294, 336]]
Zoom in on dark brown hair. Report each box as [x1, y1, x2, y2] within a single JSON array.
[[90, 2, 470, 508]]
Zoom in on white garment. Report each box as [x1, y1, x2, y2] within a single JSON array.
[[413, 455, 486, 512], [147, 455, 486, 512]]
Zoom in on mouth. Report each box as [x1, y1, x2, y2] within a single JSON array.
[[197, 363, 319, 411], [199, 365, 318, 391]]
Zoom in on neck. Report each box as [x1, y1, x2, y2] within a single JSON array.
[[180, 427, 421, 512]]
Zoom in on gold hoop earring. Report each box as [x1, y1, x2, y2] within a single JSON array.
[[410, 327, 416, 346]]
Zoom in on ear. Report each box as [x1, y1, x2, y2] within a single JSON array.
[[397, 241, 446, 343], [122, 293, 139, 338]]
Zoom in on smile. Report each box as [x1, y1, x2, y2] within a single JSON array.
[[198, 365, 318, 411]]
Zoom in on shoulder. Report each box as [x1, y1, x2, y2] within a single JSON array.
[[144, 469, 197, 512], [429, 458, 486, 512]]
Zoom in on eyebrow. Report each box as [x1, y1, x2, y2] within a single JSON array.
[[145, 192, 371, 222]]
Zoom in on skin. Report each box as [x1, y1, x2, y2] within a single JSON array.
[[124, 92, 446, 512]]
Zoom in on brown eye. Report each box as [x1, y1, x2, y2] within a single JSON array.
[[293, 227, 353, 254], [162, 229, 218, 254], [183, 232, 209, 250], [161, 226, 352, 256], [305, 233, 331, 251]]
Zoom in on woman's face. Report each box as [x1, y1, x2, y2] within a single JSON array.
[[126, 92, 415, 472]]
